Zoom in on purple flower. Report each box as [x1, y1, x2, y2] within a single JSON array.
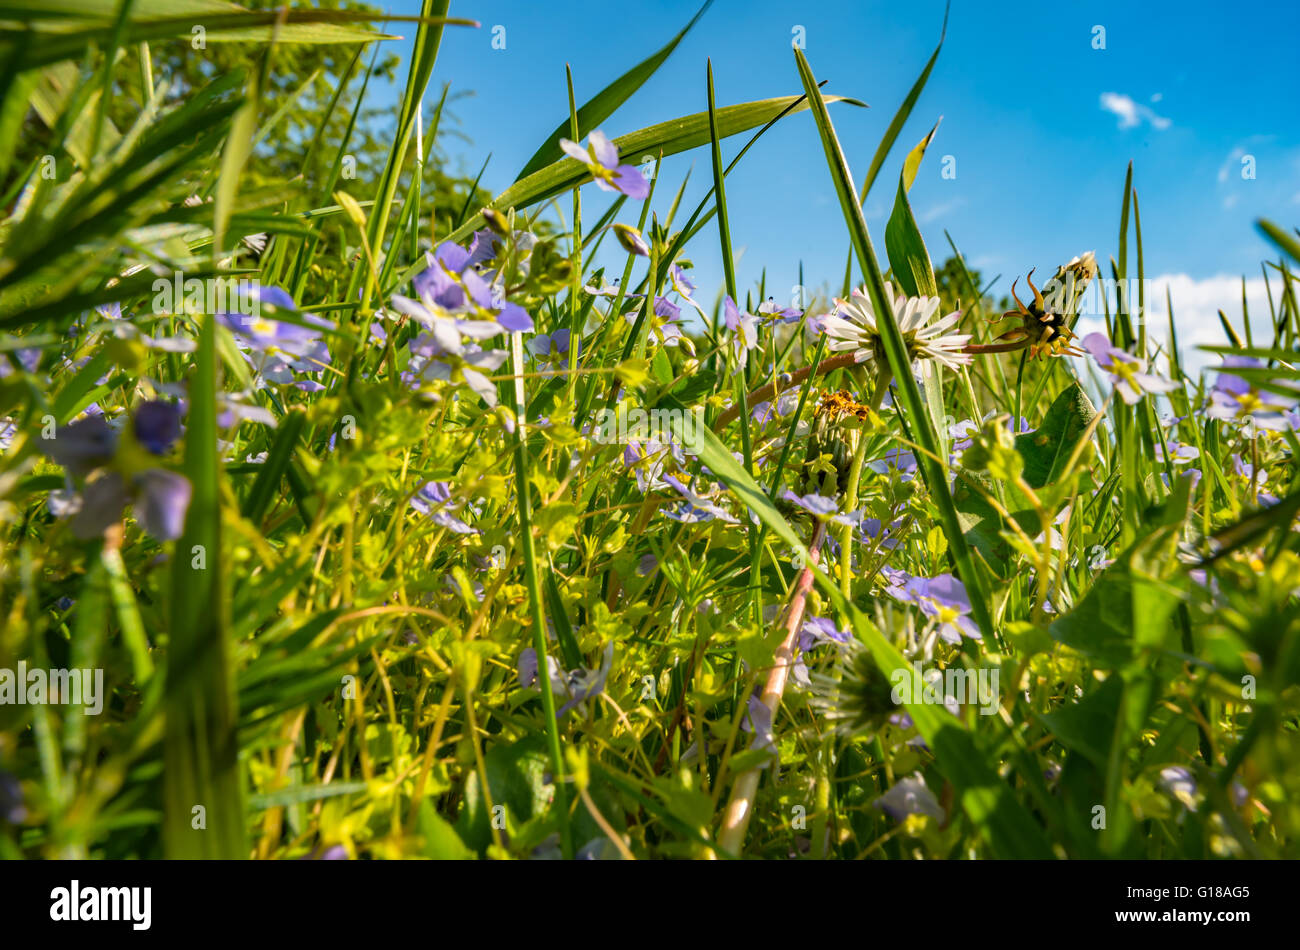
[[782, 489, 857, 526], [873, 772, 943, 822], [859, 515, 903, 550], [132, 469, 192, 540], [1160, 766, 1198, 811], [868, 448, 918, 481], [1154, 439, 1199, 465], [133, 400, 183, 455], [0, 771, 26, 824], [799, 616, 850, 652], [405, 333, 508, 408], [916, 573, 981, 643], [465, 229, 501, 268], [880, 566, 927, 605], [0, 346, 42, 377], [559, 130, 650, 200], [558, 643, 614, 716], [723, 297, 759, 374], [751, 391, 799, 425], [621, 440, 680, 493], [1206, 356, 1297, 430], [613, 223, 650, 257], [46, 415, 119, 476], [517, 647, 543, 689], [218, 286, 333, 387], [742, 694, 776, 757], [662, 473, 739, 524], [66, 468, 191, 541], [1082, 333, 1179, 405], [410, 481, 478, 535], [401, 241, 533, 337], [757, 298, 802, 325], [520, 643, 614, 718], [528, 329, 577, 370]]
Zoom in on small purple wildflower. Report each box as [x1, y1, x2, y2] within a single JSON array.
[[410, 481, 479, 535], [559, 130, 650, 200], [1082, 333, 1179, 405], [873, 773, 944, 823], [1206, 356, 1297, 430]]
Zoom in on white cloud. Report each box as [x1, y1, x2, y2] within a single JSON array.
[[1099, 92, 1171, 131], [918, 197, 966, 224]]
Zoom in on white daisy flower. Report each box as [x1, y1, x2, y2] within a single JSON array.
[[820, 282, 972, 374]]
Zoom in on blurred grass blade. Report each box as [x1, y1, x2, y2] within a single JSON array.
[[241, 408, 305, 523], [164, 312, 246, 859], [1258, 219, 1300, 265]]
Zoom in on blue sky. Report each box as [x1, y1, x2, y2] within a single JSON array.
[[376, 0, 1299, 354]]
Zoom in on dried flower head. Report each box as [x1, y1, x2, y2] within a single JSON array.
[[993, 269, 1083, 359], [800, 390, 873, 496], [808, 638, 898, 738]]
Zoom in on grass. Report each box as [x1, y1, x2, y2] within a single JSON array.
[[0, 0, 1298, 861]]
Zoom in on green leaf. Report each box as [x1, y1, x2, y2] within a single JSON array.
[[241, 408, 305, 523], [1257, 219, 1300, 265], [419, 800, 476, 860], [1014, 382, 1098, 489], [0, 3, 455, 73], [1049, 527, 1184, 669], [884, 120, 941, 298], [457, 736, 552, 852], [543, 569, 583, 670]]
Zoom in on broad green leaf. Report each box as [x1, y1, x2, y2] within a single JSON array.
[[1014, 382, 1097, 489], [1049, 527, 1184, 669]]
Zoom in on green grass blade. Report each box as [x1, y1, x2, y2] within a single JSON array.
[[164, 312, 246, 859], [792, 46, 995, 642], [515, 0, 713, 180], [435, 92, 864, 250]]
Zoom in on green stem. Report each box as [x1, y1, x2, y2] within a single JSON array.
[[838, 366, 891, 596]]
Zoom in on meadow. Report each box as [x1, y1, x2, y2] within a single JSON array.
[[1, 0, 1298, 861]]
